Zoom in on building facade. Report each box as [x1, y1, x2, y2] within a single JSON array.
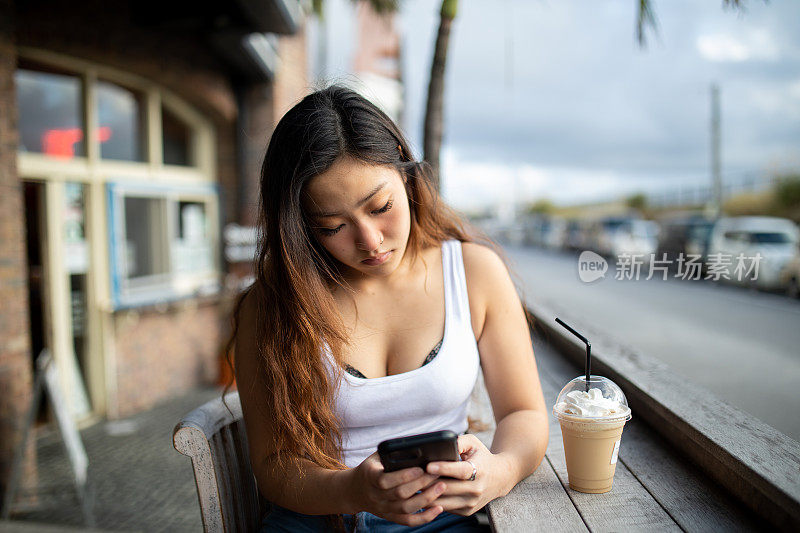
[[0, 0, 309, 500]]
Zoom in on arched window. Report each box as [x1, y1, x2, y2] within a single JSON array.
[[16, 51, 219, 309]]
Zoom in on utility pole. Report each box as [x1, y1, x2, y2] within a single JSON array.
[[710, 83, 722, 217]]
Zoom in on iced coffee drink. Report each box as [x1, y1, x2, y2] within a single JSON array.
[[553, 376, 631, 494]]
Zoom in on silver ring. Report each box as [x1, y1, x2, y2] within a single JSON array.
[[465, 460, 477, 481], [380, 235, 384, 244]]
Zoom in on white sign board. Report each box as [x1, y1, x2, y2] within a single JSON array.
[[42, 355, 88, 486]]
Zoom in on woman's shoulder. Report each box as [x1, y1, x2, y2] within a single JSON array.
[[459, 241, 508, 280]]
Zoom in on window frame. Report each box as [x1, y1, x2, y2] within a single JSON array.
[[16, 47, 216, 181], [107, 181, 221, 310], [15, 60, 89, 159], [94, 77, 149, 164]]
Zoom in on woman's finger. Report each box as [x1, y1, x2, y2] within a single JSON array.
[[425, 459, 476, 480], [396, 479, 447, 515], [456, 434, 480, 455], [373, 466, 425, 490], [387, 473, 440, 501]]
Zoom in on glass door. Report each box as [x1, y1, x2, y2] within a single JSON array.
[[64, 183, 92, 401], [41, 180, 93, 420]]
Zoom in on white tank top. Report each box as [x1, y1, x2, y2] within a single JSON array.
[[323, 239, 481, 468]]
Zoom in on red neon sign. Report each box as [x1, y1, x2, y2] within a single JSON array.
[[41, 128, 83, 158], [41, 126, 113, 158]]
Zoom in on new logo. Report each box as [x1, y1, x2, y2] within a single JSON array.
[[578, 251, 608, 283]]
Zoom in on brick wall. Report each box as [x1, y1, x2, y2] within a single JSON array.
[[274, 21, 310, 128], [237, 22, 310, 228], [0, 0, 37, 503], [240, 82, 274, 228], [112, 299, 220, 419]]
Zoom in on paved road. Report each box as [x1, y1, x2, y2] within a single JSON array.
[[503, 244, 800, 442]]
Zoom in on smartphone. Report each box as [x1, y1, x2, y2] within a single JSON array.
[[378, 430, 460, 472]]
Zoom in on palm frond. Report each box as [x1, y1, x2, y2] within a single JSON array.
[[441, 0, 459, 19], [636, 0, 659, 48], [722, 0, 764, 14], [352, 0, 401, 15], [312, 0, 324, 18]]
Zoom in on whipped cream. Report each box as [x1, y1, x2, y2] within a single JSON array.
[[555, 387, 629, 418]]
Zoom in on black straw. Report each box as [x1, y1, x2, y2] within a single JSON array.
[[555, 317, 591, 392]]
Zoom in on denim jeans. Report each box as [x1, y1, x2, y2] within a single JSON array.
[[259, 503, 488, 532]]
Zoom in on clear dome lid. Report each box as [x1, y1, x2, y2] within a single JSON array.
[[553, 375, 631, 421]]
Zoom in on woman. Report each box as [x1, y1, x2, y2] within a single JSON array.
[[225, 86, 549, 532]]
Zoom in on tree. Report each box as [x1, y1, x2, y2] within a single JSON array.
[[526, 199, 555, 216], [774, 174, 800, 210], [626, 193, 647, 211], [423, 0, 458, 191]]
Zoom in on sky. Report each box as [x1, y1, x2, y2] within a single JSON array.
[[312, 0, 800, 211]]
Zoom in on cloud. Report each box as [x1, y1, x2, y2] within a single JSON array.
[[696, 29, 780, 62], [440, 148, 652, 209], [365, 0, 800, 208]]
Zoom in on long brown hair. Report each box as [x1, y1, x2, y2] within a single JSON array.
[[222, 86, 512, 530]]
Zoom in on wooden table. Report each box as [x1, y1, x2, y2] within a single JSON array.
[[478, 336, 763, 532]]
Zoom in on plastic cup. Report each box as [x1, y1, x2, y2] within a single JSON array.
[[553, 375, 632, 494]]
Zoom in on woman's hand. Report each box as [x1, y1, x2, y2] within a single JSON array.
[[424, 433, 511, 516], [346, 451, 447, 526]]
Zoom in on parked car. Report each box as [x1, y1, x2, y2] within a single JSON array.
[[590, 217, 658, 260], [523, 216, 567, 249], [499, 219, 527, 246], [608, 220, 659, 260], [780, 251, 800, 298], [564, 219, 591, 252], [657, 215, 715, 267], [589, 217, 631, 255], [706, 216, 800, 290], [538, 217, 567, 249], [522, 215, 547, 247], [685, 219, 717, 262]]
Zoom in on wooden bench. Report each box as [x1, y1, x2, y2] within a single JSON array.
[[173, 392, 266, 532]]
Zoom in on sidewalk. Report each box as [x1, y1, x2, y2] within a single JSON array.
[[4, 386, 224, 532]]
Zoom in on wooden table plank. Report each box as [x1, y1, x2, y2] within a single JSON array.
[[544, 399, 682, 532], [534, 333, 763, 532], [487, 457, 588, 533], [621, 422, 761, 532], [473, 399, 587, 531]]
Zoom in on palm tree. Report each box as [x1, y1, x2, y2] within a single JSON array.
[[423, 0, 457, 191]]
